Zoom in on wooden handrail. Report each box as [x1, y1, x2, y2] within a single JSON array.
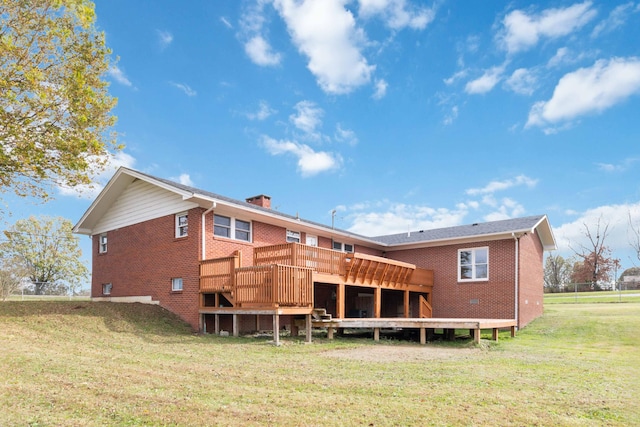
[[419, 295, 432, 318]]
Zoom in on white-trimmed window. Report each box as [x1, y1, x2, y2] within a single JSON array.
[[332, 241, 354, 253], [102, 283, 112, 295], [176, 213, 188, 238], [214, 214, 251, 242], [99, 234, 108, 253], [172, 278, 183, 292], [458, 247, 489, 282], [286, 230, 301, 243]]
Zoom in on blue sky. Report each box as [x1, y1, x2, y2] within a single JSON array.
[[4, 0, 640, 274]]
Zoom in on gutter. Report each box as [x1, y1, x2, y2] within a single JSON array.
[[512, 232, 521, 329]]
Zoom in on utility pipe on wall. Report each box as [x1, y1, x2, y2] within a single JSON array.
[[201, 202, 216, 259]]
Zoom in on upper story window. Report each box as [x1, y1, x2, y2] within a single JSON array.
[[99, 234, 108, 253], [176, 213, 188, 238], [333, 241, 354, 253], [286, 230, 301, 243], [458, 247, 489, 282], [214, 214, 251, 242]]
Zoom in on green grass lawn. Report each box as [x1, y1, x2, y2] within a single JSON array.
[[1, 301, 639, 426]]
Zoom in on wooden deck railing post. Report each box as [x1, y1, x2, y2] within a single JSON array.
[[272, 265, 278, 307]]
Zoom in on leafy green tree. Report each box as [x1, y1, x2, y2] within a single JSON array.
[[0, 0, 119, 202], [544, 254, 572, 292], [1, 216, 88, 295], [0, 254, 27, 301]]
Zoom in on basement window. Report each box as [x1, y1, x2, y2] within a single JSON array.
[[172, 278, 183, 292], [176, 212, 188, 238], [102, 283, 112, 295], [458, 247, 489, 282]]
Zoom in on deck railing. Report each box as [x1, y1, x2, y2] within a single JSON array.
[[235, 264, 313, 307], [419, 295, 433, 318], [254, 243, 345, 275], [200, 255, 239, 293]]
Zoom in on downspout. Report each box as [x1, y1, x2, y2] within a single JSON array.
[[512, 232, 520, 329], [201, 202, 216, 260]]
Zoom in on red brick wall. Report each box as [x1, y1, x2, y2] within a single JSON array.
[[386, 240, 518, 320], [92, 207, 204, 330], [517, 231, 544, 327]]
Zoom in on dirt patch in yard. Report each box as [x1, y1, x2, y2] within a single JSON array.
[[323, 344, 482, 363]]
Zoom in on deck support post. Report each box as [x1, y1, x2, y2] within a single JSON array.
[[327, 326, 334, 339], [232, 314, 238, 337], [374, 287, 381, 318], [404, 290, 410, 318], [473, 328, 481, 344], [373, 327, 380, 341], [273, 314, 280, 346], [420, 327, 426, 345], [511, 326, 516, 337], [305, 314, 312, 343], [336, 283, 345, 319], [214, 314, 220, 335], [492, 328, 499, 341]]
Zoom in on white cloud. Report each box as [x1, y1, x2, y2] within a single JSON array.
[[247, 100, 277, 121], [220, 17, 233, 29], [58, 151, 136, 199], [547, 47, 570, 68], [290, 100, 323, 134], [108, 65, 132, 87], [444, 69, 468, 86], [157, 30, 173, 49], [592, 2, 637, 38], [244, 35, 282, 66], [483, 198, 527, 222], [170, 82, 197, 97], [358, 0, 436, 30], [443, 105, 458, 125], [345, 202, 469, 236], [526, 57, 640, 129], [498, 1, 597, 54], [335, 123, 358, 145], [596, 157, 639, 172], [274, 0, 375, 94], [466, 175, 538, 196], [505, 68, 537, 95], [465, 65, 506, 94], [170, 173, 194, 187], [261, 136, 342, 177], [373, 79, 388, 99]]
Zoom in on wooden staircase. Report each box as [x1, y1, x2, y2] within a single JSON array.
[[312, 308, 332, 321]]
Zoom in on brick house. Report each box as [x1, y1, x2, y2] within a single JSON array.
[[74, 167, 556, 338]]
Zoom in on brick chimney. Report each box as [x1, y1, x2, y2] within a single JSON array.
[[246, 194, 271, 209]]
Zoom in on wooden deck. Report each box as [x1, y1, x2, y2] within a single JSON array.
[[199, 243, 434, 310], [312, 318, 517, 344]]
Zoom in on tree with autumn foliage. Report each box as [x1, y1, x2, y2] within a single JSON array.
[[0, 0, 119, 205], [544, 254, 573, 292], [570, 216, 621, 290]]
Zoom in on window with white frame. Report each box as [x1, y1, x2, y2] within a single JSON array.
[[102, 283, 112, 295], [214, 214, 251, 242], [286, 230, 301, 243], [99, 234, 107, 253], [176, 213, 188, 238], [172, 278, 183, 292], [332, 241, 354, 253], [458, 247, 489, 282]]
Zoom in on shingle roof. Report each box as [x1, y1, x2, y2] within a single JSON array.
[[372, 215, 548, 245]]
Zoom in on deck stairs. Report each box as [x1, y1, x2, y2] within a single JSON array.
[[312, 308, 332, 321]]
